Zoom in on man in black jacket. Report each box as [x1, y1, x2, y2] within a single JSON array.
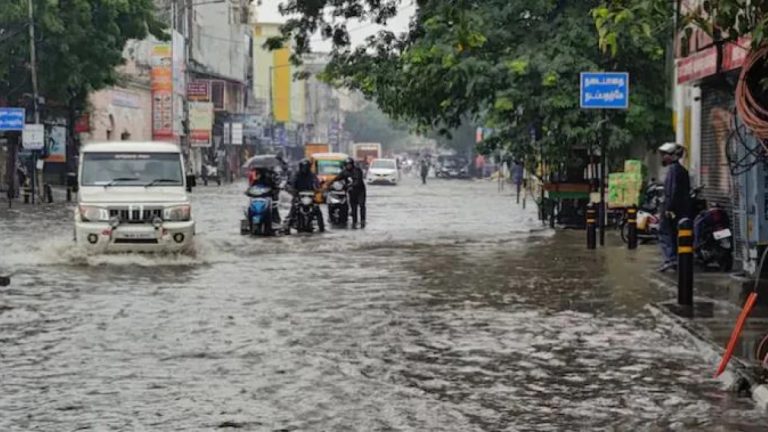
[[658, 142, 691, 272], [334, 157, 367, 228]]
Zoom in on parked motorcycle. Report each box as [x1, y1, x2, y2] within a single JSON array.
[[327, 180, 349, 226], [240, 185, 279, 236], [694, 203, 733, 271], [291, 191, 325, 234], [620, 182, 663, 244]]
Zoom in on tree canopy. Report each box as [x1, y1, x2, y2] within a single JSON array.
[[273, 0, 675, 169], [0, 0, 165, 113]]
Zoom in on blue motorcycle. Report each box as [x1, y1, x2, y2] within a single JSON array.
[[240, 185, 279, 236]]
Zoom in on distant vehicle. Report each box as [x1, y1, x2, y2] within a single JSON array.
[[75, 141, 195, 253], [305, 143, 330, 160], [202, 164, 221, 186], [311, 152, 349, 202], [353, 143, 382, 167], [366, 158, 399, 185], [435, 156, 469, 179]]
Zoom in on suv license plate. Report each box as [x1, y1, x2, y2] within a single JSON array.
[[713, 228, 732, 240]]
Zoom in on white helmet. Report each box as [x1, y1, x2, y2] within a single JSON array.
[[658, 142, 683, 155]]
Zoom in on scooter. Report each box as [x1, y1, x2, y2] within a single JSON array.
[[620, 182, 664, 244], [327, 180, 349, 226], [694, 203, 733, 272], [240, 185, 279, 236], [290, 191, 325, 234]]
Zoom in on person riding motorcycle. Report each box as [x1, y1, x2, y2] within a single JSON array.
[[283, 159, 323, 233], [332, 157, 367, 228], [247, 166, 281, 225]]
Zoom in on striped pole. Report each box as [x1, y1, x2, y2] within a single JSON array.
[[586, 203, 597, 250], [626, 205, 638, 250], [677, 218, 694, 306]]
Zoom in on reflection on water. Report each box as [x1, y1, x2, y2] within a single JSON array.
[[1, 179, 766, 431]]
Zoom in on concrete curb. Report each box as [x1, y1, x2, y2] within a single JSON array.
[[647, 302, 768, 409]]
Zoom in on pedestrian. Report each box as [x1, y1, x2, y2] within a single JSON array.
[[658, 142, 691, 272], [512, 160, 524, 203], [475, 154, 486, 179]]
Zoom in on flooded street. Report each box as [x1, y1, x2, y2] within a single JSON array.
[[2, 178, 768, 431]]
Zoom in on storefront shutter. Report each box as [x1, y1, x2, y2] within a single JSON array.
[[700, 86, 742, 262]]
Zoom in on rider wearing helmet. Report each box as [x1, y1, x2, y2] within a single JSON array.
[[283, 159, 322, 233], [658, 142, 691, 272], [333, 157, 367, 228]]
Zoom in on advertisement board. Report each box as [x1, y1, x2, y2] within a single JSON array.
[[46, 125, 67, 163], [151, 43, 173, 140], [189, 102, 213, 147]]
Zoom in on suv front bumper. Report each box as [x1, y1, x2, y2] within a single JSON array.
[[75, 220, 195, 253]]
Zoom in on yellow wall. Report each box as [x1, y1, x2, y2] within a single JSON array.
[[273, 48, 291, 123]]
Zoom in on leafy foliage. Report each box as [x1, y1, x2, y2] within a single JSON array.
[[0, 0, 165, 111], [274, 0, 674, 169], [344, 103, 412, 151]]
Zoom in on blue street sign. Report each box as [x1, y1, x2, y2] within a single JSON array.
[[0, 108, 25, 131], [580, 72, 629, 109]]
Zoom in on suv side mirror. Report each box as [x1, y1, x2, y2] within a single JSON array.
[[186, 174, 196, 192]]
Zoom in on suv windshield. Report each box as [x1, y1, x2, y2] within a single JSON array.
[[81, 152, 183, 187], [371, 160, 396, 169]]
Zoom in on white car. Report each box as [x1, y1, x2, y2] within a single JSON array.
[[366, 158, 399, 185], [74, 141, 196, 253]]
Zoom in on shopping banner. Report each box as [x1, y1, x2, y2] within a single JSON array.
[[151, 43, 173, 141], [189, 102, 214, 147], [46, 125, 67, 163]]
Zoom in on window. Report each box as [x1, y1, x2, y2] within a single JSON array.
[[211, 80, 225, 110], [371, 160, 396, 169], [81, 152, 183, 186]]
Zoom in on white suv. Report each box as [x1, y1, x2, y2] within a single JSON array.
[[74, 142, 195, 253]]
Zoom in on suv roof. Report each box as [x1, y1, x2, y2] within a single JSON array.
[[81, 141, 182, 154]]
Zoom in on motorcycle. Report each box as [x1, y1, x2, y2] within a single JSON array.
[[620, 182, 664, 244], [694, 203, 733, 272], [240, 185, 279, 236], [327, 180, 349, 226], [290, 191, 325, 234]]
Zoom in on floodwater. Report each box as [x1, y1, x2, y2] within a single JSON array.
[[1, 177, 767, 431]]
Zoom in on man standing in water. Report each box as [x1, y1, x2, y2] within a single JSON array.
[[658, 142, 691, 273]]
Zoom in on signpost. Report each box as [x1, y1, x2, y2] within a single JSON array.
[[580, 72, 629, 110], [580, 72, 630, 246], [22, 124, 44, 150], [0, 108, 25, 131]]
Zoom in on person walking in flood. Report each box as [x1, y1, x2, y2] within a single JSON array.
[[658, 142, 691, 272]]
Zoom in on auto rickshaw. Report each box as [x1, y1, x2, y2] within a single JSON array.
[[310, 152, 349, 203]]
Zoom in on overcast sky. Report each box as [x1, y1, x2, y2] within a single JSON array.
[[255, 1, 415, 52]]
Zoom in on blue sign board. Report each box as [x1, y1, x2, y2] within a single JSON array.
[[0, 108, 25, 131], [580, 72, 629, 109]]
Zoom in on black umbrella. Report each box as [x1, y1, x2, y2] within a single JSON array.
[[242, 154, 281, 170]]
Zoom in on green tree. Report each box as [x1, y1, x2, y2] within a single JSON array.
[[273, 0, 673, 170], [344, 104, 412, 151], [0, 0, 164, 154]]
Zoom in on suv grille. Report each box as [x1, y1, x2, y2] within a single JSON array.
[[108, 207, 163, 224]]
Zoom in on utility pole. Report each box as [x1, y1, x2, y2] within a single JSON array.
[[27, 0, 39, 124], [27, 0, 39, 205]]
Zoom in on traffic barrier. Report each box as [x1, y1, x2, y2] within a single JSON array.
[[678, 218, 694, 306], [586, 203, 597, 250], [626, 205, 638, 250]]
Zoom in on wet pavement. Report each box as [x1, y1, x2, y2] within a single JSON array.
[[2, 177, 768, 431]]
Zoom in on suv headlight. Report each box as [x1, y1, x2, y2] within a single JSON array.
[[79, 205, 109, 222], [163, 204, 191, 221]]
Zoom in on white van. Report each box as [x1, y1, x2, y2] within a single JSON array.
[[74, 142, 195, 252]]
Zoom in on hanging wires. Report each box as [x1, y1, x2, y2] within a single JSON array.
[[736, 45, 768, 147]]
